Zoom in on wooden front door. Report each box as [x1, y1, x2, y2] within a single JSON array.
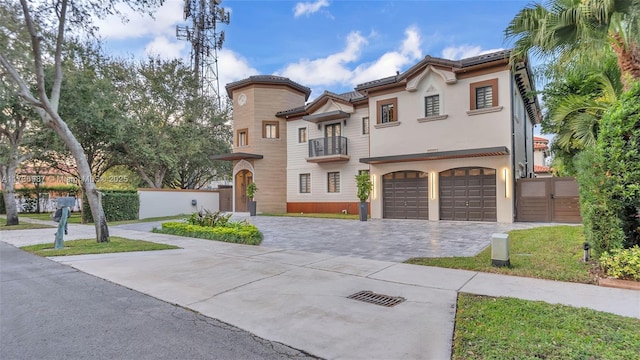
[[235, 170, 253, 212]]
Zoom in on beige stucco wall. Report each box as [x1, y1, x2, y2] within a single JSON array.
[[368, 155, 513, 222], [230, 84, 307, 213], [286, 103, 370, 204], [368, 70, 513, 158], [138, 189, 219, 219]]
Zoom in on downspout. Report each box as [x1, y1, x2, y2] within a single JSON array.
[[510, 75, 517, 221]]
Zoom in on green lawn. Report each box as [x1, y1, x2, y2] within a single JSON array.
[[19, 213, 187, 225], [21, 236, 180, 256], [0, 222, 54, 230], [20, 212, 83, 224], [260, 212, 359, 220], [406, 225, 596, 284], [454, 294, 640, 360]]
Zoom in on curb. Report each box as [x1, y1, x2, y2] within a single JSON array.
[[598, 277, 640, 291]]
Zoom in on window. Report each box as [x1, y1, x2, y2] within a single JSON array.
[[298, 127, 307, 143], [299, 173, 310, 193], [475, 86, 493, 109], [425, 95, 440, 117], [469, 79, 498, 110], [327, 172, 340, 193], [376, 98, 398, 124], [262, 121, 279, 139], [237, 129, 248, 146], [362, 117, 369, 134]]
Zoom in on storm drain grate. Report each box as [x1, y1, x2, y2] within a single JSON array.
[[347, 290, 406, 307]]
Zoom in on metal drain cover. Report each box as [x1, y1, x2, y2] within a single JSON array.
[[347, 290, 406, 307]]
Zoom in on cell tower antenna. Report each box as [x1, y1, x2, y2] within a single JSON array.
[[176, 0, 230, 108]]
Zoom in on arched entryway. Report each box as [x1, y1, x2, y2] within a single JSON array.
[[382, 171, 429, 219], [439, 167, 496, 221], [235, 170, 253, 212]]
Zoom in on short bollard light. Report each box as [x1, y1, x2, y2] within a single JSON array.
[[583, 242, 591, 262], [491, 233, 510, 267]]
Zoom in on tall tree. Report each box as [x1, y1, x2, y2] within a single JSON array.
[[505, 0, 640, 89], [41, 40, 127, 183], [115, 57, 230, 188], [0, 0, 162, 242]]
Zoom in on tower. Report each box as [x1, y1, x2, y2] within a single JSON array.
[[176, 0, 230, 107]]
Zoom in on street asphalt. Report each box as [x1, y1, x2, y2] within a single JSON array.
[[0, 242, 316, 360]]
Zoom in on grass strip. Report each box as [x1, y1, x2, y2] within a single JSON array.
[[21, 236, 180, 256], [1, 222, 54, 230], [454, 293, 640, 360], [406, 225, 595, 283]]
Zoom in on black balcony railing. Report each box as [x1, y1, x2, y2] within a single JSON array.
[[308, 136, 348, 158]]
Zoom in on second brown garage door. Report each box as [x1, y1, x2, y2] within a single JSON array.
[[439, 167, 497, 222], [382, 171, 429, 219]]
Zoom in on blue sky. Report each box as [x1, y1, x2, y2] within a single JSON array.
[[97, 0, 536, 98]]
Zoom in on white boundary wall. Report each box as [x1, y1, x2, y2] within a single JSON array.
[[138, 189, 220, 219]]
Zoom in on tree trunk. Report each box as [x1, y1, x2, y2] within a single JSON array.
[[47, 112, 110, 242], [1, 164, 19, 226], [611, 34, 640, 91]]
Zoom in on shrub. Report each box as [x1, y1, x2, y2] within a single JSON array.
[[599, 246, 640, 281], [576, 81, 640, 254], [82, 190, 139, 223], [0, 195, 5, 214], [187, 209, 232, 227], [153, 221, 263, 245]]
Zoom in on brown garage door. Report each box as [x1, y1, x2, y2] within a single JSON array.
[[440, 167, 497, 222], [382, 171, 429, 219]]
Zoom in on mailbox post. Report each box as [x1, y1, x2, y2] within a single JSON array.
[[53, 197, 75, 249]]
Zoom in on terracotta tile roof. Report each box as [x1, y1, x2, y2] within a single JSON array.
[[533, 136, 549, 143], [534, 164, 552, 173], [534, 143, 549, 150]]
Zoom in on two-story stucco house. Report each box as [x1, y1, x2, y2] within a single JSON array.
[[214, 49, 541, 223]]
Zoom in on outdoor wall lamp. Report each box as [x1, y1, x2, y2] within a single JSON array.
[[430, 172, 436, 200], [503, 168, 510, 198], [191, 199, 197, 206]]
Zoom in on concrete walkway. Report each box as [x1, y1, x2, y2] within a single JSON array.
[[1, 218, 639, 360]]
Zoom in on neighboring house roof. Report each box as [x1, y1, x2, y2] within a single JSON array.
[[533, 136, 549, 143], [534, 164, 552, 173], [225, 75, 312, 100], [534, 143, 549, 150]]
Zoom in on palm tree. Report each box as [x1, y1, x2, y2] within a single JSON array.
[[505, 0, 640, 90]]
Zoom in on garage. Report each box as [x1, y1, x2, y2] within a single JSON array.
[[439, 167, 496, 222], [382, 171, 429, 219]]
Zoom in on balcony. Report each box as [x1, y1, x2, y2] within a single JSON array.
[[307, 136, 350, 163]]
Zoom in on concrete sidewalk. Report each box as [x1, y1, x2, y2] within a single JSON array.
[[1, 221, 639, 359]]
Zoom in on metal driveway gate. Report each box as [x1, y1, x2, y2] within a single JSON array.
[[516, 177, 581, 223]]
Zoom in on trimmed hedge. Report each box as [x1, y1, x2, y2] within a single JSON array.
[[153, 221, 263, 245], [82, 189, 139, 223]]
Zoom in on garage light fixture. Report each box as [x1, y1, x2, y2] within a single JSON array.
[[430, 172, 436, 200], [503, 168, 510, 198]]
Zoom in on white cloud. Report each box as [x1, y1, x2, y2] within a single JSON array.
[[145, 36, 186, 59], [441, 45, 504, 60], [275, 31, 367, 87], [274, 26, 424, 91], [293, 0, 330, 18], [351, 26, 422, 86], [96, 0, 184, 40], [218, 49, 259, 88]]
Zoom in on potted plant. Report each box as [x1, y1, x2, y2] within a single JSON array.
[[246, 182, 258, 216], [355, 172, 372, 221]]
